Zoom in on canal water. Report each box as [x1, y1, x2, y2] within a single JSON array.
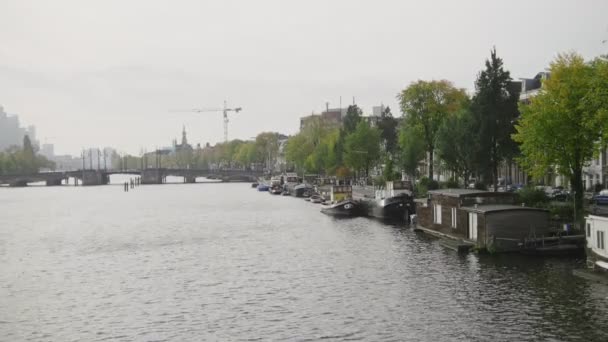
[[1, 182, 607, 341]]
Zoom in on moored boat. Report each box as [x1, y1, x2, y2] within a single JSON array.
[[584, 208, 608, 272], [321, 199, 361, 217], [269, 185, 282, 195], [309, 194, 323, 203], [293, 183, 314, 198], [257, 183, 269, 191], [354, 180, 415, 222], [268, 177, 283, 195]]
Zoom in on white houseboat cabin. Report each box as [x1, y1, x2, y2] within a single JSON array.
[[585, 214, 608, 271]]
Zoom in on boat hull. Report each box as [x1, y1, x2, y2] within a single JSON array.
[[358, 196, 414, 222], [321, 200, 362, 217], [294, 186, 313, 198]]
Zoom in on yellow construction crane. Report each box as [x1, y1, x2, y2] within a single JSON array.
[[171, 101, 242, 142]]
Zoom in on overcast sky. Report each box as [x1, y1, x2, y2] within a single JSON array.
[[1, 0, 607, 155]]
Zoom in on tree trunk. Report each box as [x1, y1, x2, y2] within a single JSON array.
[[428, 147, 434, 181], [571, 167, 584, 227]]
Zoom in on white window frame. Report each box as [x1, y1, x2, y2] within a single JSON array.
[[451, 207, 457, 228], [434, 204, 442, 224]]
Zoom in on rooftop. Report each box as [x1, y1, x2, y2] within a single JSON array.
[[428, 188, 490, 197], [461, 204, 548, 214]]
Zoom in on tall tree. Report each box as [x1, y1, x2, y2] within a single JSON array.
[[472, 48, 520, 191], [436, 105, 478, 186], [398, 124, 426, 180], [255, 132, 280, 170], [513, 53, 608, 222], [285, 133, 314, 172], [344, 121, 381, 177], [397, 80, 467, 181], [21, 135, 37, 173], [377, 106, 398, 155], [342, 104, 362, 134]]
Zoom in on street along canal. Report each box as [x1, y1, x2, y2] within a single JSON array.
[[1, 183, 607, 341]]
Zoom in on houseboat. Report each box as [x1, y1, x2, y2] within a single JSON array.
[[283, 172, 300, 185], [353, 180, 415, 222], [292, 183, 314, 197], [269, 177, 282, 195], [583, 200, 608, 274], [414, 189, 582, 253], [320, 185, 362, 217]]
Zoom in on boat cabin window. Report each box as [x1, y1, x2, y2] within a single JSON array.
[[597, 231, 605, 250], [451, 207, 457, 228], [586, 223, 591, 237]]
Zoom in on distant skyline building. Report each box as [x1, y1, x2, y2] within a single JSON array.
[[173, 125, 193, 153], [41, 143, 54, 159], [299, 106, 347, 131], [372, 105, 385, 117], [0, 105, 38, 151]]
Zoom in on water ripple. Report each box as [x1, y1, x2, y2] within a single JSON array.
[[1, 184, 608, 341]]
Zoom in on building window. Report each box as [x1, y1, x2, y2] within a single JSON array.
[[434, 204, 442, 224], [451, 208, 457, 228], [587, 223, 591, 237], [597, 231, 605, 250]]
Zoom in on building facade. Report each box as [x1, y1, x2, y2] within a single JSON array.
[[0, 105, 38, 151]]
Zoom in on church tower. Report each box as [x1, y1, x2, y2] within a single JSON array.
[[181, 125, 188, 146]]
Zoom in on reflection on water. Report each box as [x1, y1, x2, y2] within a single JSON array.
[[1, 183, 607, 341]]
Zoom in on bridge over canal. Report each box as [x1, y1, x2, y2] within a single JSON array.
[[0, 168, 264, 187]]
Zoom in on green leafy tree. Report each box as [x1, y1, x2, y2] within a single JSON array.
[[21, 135, 37, 173], [472, 48, 520, 190], [377, 106, 398, 155], [342, 104, 362, 134], [383, 157, 398, 182], [344, 121, 381, 177], [398, 80, 467, 181], [285, 133, 313, 172], [308, 129, 340, 175], [398, 123, 426, 180], [513, 53, 608, 221], [255, 132, 280, 170], [436, 105, 477, 186]]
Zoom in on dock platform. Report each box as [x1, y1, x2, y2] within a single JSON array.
[[414, 225, 474, 253]]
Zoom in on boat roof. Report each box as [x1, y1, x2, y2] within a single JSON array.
[[461, 204, 548, 214], [586, 212, 608, 221], [428, 188, 491, 197]]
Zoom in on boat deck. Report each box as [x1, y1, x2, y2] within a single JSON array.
[[414, 224, 474, 253]]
